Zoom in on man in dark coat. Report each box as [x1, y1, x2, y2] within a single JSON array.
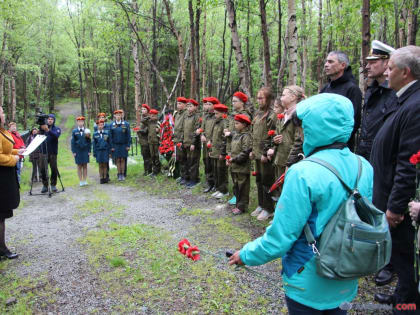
[[321, 51, 362, 152], [370, 45, 420, 311]]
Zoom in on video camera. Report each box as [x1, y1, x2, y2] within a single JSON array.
[[35, 108, 49, 126]]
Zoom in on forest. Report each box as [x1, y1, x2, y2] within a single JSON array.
[[0, 0, 418, 128]]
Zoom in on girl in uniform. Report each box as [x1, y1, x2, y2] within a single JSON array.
[[93, 119, 111, 184], [109, 109, 131, 181], [71, 116, 91, 186]]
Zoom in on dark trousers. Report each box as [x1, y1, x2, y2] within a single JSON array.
[[203, 146, 214, 186], [285, 296, 346, 315], [390, 216, 419, 314], [39, 154, 58, 186], [31, 159, 40, 181], [175, 145, 186, 179], [232, 172, 250, 212], [149, 143, 161, 175], [212, 157, 228, 194], [186, 146, 201, 182], [140, 144, 152, 175], [255, 159, 275, 212], [124, 157, 127, 176]]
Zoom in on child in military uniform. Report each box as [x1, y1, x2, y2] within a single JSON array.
[[173, 97, 188, 182], [199, 97, 219, 192], [226, 114, 252, 215], [71, 116, 92, 186], [182, 98, 201, 187], [147, 109, 161, 176], [93, 119, 111, 184], [208, 104, 229, 199], [109, 109, 131, 181], [138, 104, 153, 176], [250, 87, 277, 221]]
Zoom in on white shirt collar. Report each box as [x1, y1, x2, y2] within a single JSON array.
[[116, 120, 122, 124], [396, 80, 418, 98]]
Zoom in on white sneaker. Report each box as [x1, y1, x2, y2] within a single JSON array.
[[214, 192, 228, 199], [79, 181, 83, 187], [257, 209, 273, 221], [211, 191, 220, 197], [250, 206, 263, 217]]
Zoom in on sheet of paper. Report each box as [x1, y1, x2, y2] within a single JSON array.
[[23, 135, 47, 156]]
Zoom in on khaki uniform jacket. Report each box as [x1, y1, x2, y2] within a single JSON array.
[[272, 116, 302, 167], [182, 112, 201, 146], [0, 128, 18, 167], [147, 119, 160, 144], [209, 117, 227, 158], [225, 109, 252, 154], [251, 110, 276, 159], [201, 112, 215, 141], [138, 116, 150, 145], [230, 128, 252, 174], [173, 109, 186, 143]]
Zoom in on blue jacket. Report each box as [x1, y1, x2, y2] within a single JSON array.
[[109, 120, 131, 158], [71, 128, 91, 164], [240, 93, 373, 310], [40, 114, 61, 155], [93, 129, 111, 163]]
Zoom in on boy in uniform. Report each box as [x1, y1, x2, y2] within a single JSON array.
[[226, 114, 252, 215], [182, 98, 201, 187], [173, 97, 188, 182], [138, 104, 153, 176], [147, 109, 161, 176], [93, 119, 111, 184], [109, 109, 131, 181], [208, 104, 229, 199]]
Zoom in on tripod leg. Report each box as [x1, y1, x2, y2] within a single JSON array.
[[56, 168, 65, 191]]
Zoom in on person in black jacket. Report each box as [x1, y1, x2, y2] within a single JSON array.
[[321, 51, 362, 152], [370, 45, 420, 310], [357, 40, 398, 163]]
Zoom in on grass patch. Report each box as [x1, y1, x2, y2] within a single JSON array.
[[75, 197, 125, 220], [177, 207, 213, 217]]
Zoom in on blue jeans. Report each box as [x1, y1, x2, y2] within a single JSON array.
[[285, 296, 347, 315], [16, 159, 22, 183]]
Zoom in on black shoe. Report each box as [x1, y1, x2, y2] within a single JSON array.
[[100, 179, 105, 184], [41, 186, 48, 193], [186, 181, 198, 188], [203, 185, 214, 193], [179, 179, 187, 185], [0, 249, 18, 260], [374, 293, 395, 305], [375, 268, 394, 286]]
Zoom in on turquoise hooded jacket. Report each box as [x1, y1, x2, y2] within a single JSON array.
[[240, 93, 373, 310]]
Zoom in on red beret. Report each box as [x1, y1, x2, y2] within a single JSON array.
[[233, 91, 248, 103], [97, 112, 106, 117], [149, 109, 159, 115], [177, 97, 188, 103], [142, 104, 151, 112], [234, 114, 251, 125], [76, 116, 85, 121], [213, 104, 229, 113], [206, 97, 220, 104], [188, 98, 199, 106], [202, 97, 209, 103], [114, 109, 123, 114]]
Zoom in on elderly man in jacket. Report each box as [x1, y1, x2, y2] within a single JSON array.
[[229, 93, 373, 314], [370, 45, 420, 311]]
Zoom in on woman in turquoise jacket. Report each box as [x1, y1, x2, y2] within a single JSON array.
[[229, 93, 374, 314]]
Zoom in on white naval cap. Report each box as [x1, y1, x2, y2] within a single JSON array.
[[367, 40, 395, 60]]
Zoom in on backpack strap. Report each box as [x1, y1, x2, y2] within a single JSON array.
[[303, 156, 363, 249]]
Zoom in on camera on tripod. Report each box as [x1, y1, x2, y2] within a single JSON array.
[[35, 108, 49, 132]]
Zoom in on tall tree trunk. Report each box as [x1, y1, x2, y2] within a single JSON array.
[[188, 0, 197, 99], [195, 0, 201, 101], [10, 67, 16, 122], [277, 0, 282, 73], [360, 0, 370, 94], [48, 61, 56, 112], [407, 0, 418, 45], [23, 70, 28, 129], [218, 9, 227, 100], [399, 7, 407, 47], [301, 0, 308, 91], [36, 71, 41, 106], [151, 0, 158, 106], [276, 34, 288, 95], [117, 48, 125, 114], [259, 0, 272, 87], [7, 74, 11, 121], [225, 0, 251, 97], [394, 0, 400, 47], [0, 74, 4, 108], [131, 0, 141, 125], [163, 0, 186, 95], [77, 50, 85, 116], [287, 0, 298, 85], [246, 0, 252, 93], [316, 0, 324, 91], [201, 5, 207, 96]]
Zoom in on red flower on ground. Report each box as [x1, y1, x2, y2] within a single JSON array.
[[222, 114, 227, 119], [178, 239, 191, 255], [207, 143, 212, 148], [410, 151, 420, 165], [177, 143, 182, 148], [252, 171, 258, 176], [186, 246, 200, 261], [225, 155, 231, 160], [277, 113, 285, 120], [267, 130, 276, 137]]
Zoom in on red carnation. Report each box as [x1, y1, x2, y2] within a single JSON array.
[[409, 151, 420, 165], [225, 155, 231, 161], [199, 117, 203, 123], [252, 171, 258, 176], [178, 239, 191, 255], [222, 114, 227, 119], [277, 113, 285, 120], [207, 143, 212, 148], [186, 246, 200, 261], [198, 128, 204, 133], [177, 143, 182, 148], [268, 130, 276, 137], [133, 127, 140, 131]]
